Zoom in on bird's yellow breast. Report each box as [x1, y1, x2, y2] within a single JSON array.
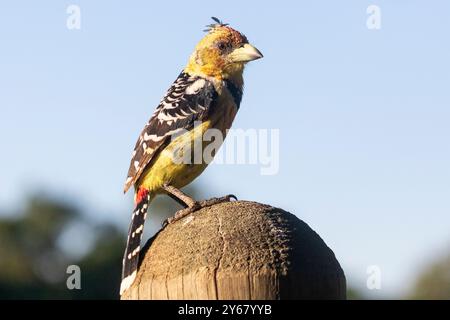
[[137, 93, 238, 194]]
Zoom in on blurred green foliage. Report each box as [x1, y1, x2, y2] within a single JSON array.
[[408, 251, 450, 300], [0, 196, 124, 299]]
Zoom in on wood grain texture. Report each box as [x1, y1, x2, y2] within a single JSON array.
[[121, 201, 346, 300]]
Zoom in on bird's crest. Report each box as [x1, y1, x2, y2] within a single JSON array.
[[204, 17, 229, 32]]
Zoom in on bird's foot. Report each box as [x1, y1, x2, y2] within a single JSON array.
[[162, 194, 237, 227], [197, 194, 237, 208]]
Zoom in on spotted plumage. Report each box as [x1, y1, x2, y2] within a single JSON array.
[[123, 72, 218, 194], [120, 187, 150, 294]]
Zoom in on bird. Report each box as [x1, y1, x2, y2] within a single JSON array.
[[120, 17, 263, 295]]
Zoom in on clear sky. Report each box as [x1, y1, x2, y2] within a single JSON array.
[[1, 1, 449, 298]]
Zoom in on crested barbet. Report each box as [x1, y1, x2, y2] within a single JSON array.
[[120, 17, 263, 295]]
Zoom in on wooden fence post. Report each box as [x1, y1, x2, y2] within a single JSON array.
[[121, 201, 346, 299]]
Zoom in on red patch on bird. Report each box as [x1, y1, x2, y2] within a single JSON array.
[[225, 26, 248, 45], [215, 25, 248, 46], [135, 187, 149, 204]]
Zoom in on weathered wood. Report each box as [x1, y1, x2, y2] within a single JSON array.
[[121, 201, 346, 300]]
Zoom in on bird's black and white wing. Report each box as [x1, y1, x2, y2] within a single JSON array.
[[123, 72, 218, 193]]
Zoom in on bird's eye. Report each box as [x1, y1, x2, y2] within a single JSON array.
[[217, 42, 227, 51]]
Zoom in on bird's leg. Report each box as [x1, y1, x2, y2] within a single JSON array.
[[163, 184, 196, 208], [162, 184, 237, 226], [162, 184, 199, 226]]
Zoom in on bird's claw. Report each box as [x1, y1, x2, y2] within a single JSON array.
[[162, 194, 238, 228]]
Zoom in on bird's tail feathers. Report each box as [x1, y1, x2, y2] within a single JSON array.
[[120, 187, 151, 295]]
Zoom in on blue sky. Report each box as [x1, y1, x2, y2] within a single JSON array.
[[1, 1, 449, 298]]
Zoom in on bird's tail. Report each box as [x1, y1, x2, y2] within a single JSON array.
[[120, 187, 151, 295]]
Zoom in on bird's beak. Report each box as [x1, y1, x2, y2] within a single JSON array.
[[229, 43, 263, 63]]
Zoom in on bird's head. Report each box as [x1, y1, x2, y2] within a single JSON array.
[[185, 18, 263, 83]]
